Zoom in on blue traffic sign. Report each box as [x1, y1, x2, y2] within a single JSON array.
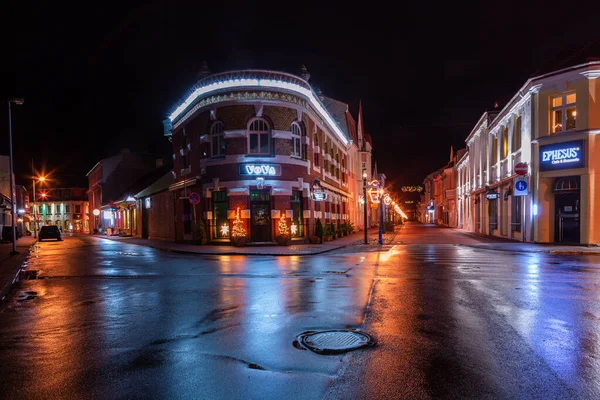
[[514, 177, 528, 196], [189, 192, 201, 205], [515, 180, 527, 191]]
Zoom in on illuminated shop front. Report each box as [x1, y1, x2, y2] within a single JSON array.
[[161, 68, 363, 243], [458, 61, 600, 245]]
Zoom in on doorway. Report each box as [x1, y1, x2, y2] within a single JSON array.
[[554, 176, 580, 243], [250, 189, 271, 242]]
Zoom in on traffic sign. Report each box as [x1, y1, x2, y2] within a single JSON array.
[[514, 162, 528, 176], [189, 192, 201, 205], [514, 177, 528, 196]]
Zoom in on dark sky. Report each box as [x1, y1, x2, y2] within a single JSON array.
[[2, 1, 599, 191]]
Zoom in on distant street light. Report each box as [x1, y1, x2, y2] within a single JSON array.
[[8, 98, 23, 255]]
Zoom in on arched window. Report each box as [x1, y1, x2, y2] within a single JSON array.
[[211, 121, 225, 157], [291, 122, 302, 158], [248, 118, 270, 155]]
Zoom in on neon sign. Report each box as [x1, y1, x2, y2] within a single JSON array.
[[540, 140, 585, 171], [239, 163, 281, 176]]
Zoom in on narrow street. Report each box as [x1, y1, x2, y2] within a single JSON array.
[[0, 226, 599, 399]]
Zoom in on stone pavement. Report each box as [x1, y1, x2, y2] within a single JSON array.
[[0, 236, 38, 301], [95, 227, 399, 256]]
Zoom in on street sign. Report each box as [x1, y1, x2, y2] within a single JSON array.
[[514, 177, 528, 196], [189, 192, 201, 205], [514, 162, 528, 176], [485, 190, 499, 200]]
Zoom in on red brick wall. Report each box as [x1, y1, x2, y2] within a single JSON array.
[[219, 105, 255, 129], [263, 106, 297, 130]]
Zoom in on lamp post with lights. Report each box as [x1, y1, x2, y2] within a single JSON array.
[[8, 98, 23, 254], [378, 174, 386, 245], [32, 175, 45, 238], [362, 169, 368, 244]]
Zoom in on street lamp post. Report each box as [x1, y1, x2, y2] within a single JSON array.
[[378, 173, 386, 245], [32, 175, 45, 238], [362, 169, 368, 244], [8, 98, 23, 255]]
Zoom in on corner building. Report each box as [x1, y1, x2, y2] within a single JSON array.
[[162, 70, 363, 243]]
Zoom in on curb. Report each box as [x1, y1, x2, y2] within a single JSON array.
[[457, 243, 600, 256], [96, 236, 351, 256], [0, 240, 38, 302]]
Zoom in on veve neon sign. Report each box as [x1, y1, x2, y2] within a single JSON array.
[[239, 164, 281, 176]]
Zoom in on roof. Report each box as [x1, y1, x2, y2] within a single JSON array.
[[530, 39, 600, 77], [135, 171, 175, 198], [115, 164, 173, 201], [320, 96, 352, 142]]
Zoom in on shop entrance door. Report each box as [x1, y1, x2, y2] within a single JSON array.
[[554, 176, 580, 243], [250, 189, 272, 242]]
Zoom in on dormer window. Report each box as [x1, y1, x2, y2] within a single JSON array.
[[210, 121, 225, 157], [248, 118, 270, 155]]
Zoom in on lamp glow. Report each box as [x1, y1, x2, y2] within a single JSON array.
[[291, 223, 298, 235]]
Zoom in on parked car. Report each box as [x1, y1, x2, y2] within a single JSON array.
[[39, 225, 62, 242]]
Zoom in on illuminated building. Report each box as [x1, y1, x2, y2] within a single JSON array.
[[154, 67, 370, 243], [456, 60, 600, 244]]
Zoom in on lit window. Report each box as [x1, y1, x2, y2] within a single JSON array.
[[502, 127, 508, 159], [512, 116, 521, 152], [551, 92, 576, 133], [210, 121, 225, 157], [491, 135, 498, 164], [248, 119, 270, 155], [291, 122, 303, 158]]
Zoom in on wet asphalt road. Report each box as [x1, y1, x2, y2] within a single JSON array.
[[1, 227, 599, 399]]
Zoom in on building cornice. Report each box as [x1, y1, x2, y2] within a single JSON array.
[[167, 70, 349, 146]]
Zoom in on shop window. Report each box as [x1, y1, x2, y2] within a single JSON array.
[[211, 121, 226, 157], [248, 118, 270, 155], [291, 190, 303, 237], [291, 122, 303, 158], [550, 92, 576, 133], [511, 197, 521, 232], [213, 191, 229, 239], [489, 200, 498, 231], [512, 116, 521, 152]]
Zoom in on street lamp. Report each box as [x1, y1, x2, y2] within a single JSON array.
[[362, 169, 368, 244], [7, 98, 23, 255], [32, 175, 45, 238]]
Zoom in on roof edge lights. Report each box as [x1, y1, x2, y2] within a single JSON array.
[[168, 77, 349, 145]]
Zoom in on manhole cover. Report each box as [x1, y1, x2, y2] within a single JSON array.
[[295, 330, 374, 354]]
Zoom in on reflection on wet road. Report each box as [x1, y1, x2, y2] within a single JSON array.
[[1, 236, 599, 399]]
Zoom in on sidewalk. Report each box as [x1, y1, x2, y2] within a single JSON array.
[[0, 236, 38, 301], [95, 227, 399, 256], [453, 228, 600, 255]]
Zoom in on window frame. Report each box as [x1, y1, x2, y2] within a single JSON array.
[[210, 121, 226, 157], [512, 116, 521, 153], [290, 122, 303, 158], [247, 118, 271, 155], [550, 92, 577, 134]]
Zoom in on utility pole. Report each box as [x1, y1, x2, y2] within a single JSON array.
[[378, 173, 386, 245]]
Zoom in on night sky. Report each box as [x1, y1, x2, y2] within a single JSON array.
[[2, 1, 599, 192]]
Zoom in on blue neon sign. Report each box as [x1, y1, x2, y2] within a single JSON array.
[[539, 140, 585, 171]]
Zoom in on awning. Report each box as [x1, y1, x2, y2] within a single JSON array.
[[554, 176, 580, 193]]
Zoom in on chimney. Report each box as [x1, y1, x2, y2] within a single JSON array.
[[300, 64, 311, 81], [197, 61, 211, 80]]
